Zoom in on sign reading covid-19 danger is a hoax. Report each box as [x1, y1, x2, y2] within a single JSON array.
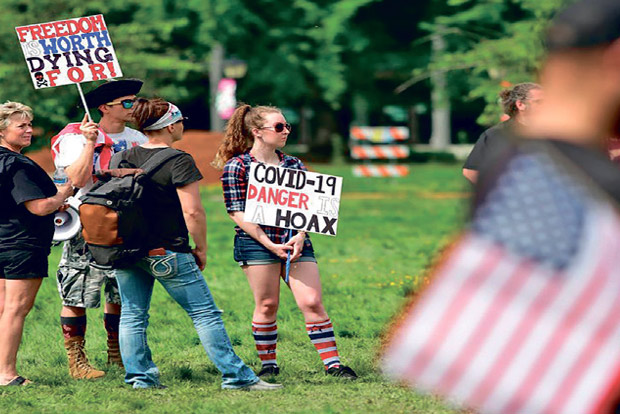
[[16, 15, 123, 89], [244, 163, 343, 236]]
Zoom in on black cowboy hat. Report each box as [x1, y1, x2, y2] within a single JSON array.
[[85, 79, 143, 108]]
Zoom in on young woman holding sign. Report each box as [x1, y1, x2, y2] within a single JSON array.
[[213, 104, 357, 379]]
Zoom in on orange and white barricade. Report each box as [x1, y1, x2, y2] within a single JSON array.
[[350, 126, 411, 177]]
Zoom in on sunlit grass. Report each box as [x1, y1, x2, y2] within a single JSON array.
[[1, 162, 470, 414]]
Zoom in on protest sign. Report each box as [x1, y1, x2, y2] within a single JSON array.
[[16, 15, 123, 89], [244, 163, 343, 236]]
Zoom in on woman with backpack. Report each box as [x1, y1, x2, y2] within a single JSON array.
[[212, 104, 357, 379], [109, 98, 281, 391]]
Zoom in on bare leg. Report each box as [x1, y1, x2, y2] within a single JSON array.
[[287, 262, 328, 323], [60, 305, 85, 318], [0, 278, 42, 384], [242, 264, 281, 322], [0, 280, 5, 318], [104, 302, 121, 315]]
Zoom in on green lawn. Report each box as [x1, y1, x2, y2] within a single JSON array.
[[1, 162, 471, 414]]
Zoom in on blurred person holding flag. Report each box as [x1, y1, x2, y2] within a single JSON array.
[[383, 1, 620, 413]]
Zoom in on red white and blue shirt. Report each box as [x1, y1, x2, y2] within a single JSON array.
[[51, 124, 146, 197]]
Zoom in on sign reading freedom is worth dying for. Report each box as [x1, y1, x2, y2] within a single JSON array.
[[244, 163, 343, 236], [16, 15, 123, 89]]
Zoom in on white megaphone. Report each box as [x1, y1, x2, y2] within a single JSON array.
[[53, 196, 82, 242]]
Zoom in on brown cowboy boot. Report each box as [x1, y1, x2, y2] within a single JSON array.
[[107, 335, 123, 368], [64, 336, 105, 379]]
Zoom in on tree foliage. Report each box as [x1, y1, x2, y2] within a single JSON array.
[[0, 0, 571, 149], [408, 0, 566, 125], [0, 0, 376, 149]]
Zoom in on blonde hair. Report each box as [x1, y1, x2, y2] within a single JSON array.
[[212, 103, 281, 169], [0, 101, 33, 131]]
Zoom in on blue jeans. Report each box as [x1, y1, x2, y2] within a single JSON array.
[[115, 250, 259, 389]]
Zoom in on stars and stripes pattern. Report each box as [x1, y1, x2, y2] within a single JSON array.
[[307, 319, 341, 369], [51, 123, 114, 171], [383, 148, 620, 414]]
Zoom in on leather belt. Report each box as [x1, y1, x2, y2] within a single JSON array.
[[148, 248, 167, 256]]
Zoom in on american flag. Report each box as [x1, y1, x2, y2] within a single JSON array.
[[383, 147, 620, 414]]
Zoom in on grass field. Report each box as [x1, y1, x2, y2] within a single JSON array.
[[1, 162, 471, 414]]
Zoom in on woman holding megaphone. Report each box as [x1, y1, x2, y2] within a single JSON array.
[[0, 102, 73, 386]]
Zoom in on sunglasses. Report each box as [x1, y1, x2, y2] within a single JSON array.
[[261, 122, 292, 133], [106, 98, 136, 109]]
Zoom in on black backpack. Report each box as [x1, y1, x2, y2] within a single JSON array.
[[79, 148, 183, 268]]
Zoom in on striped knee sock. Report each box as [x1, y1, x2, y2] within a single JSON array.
[[306, 319, 341, 370], [252, 321, 278, 368]]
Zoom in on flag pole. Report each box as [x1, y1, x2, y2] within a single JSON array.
[[285, 228, 293, 283], [75, 83, 92, 122]]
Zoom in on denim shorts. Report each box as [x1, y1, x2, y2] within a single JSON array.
[[233, 235, 317, 266], [0, 248, 49, 279]]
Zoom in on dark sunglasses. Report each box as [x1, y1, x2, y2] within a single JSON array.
[[261, 122, 291, 133], [106, 98, 136, 109]]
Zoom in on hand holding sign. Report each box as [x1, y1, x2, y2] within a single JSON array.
[[267, 241, 293, 260], [244, 163, 343, 236], [79, 114, 98, 143], [285, 232, 306, 262]]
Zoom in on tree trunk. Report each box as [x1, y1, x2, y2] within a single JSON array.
[[209, 43, 224, 132], [408, 106, 419, 144], [429, 29, 451, 149]]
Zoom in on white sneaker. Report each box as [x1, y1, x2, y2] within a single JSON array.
[[241, 379, 283, 391]]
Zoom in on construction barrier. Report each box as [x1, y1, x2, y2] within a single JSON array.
[[353, 165, 410, 177], [350, 145, 410, 160], [350, 126, 409, 143], [350, 125, 411, 177]]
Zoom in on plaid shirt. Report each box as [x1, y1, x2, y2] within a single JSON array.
[[221, 150, 312, 245]]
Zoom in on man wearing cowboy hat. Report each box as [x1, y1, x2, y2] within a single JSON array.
[[51, 79, 146, 380]]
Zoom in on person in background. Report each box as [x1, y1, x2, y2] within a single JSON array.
[[51, 79, 147, 379], [213, 104, 358, 379], [111, 98, 280, 391], [382, 2, 620, 412], [0, 102, 74, 386], [462, 82, 543, 183]]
